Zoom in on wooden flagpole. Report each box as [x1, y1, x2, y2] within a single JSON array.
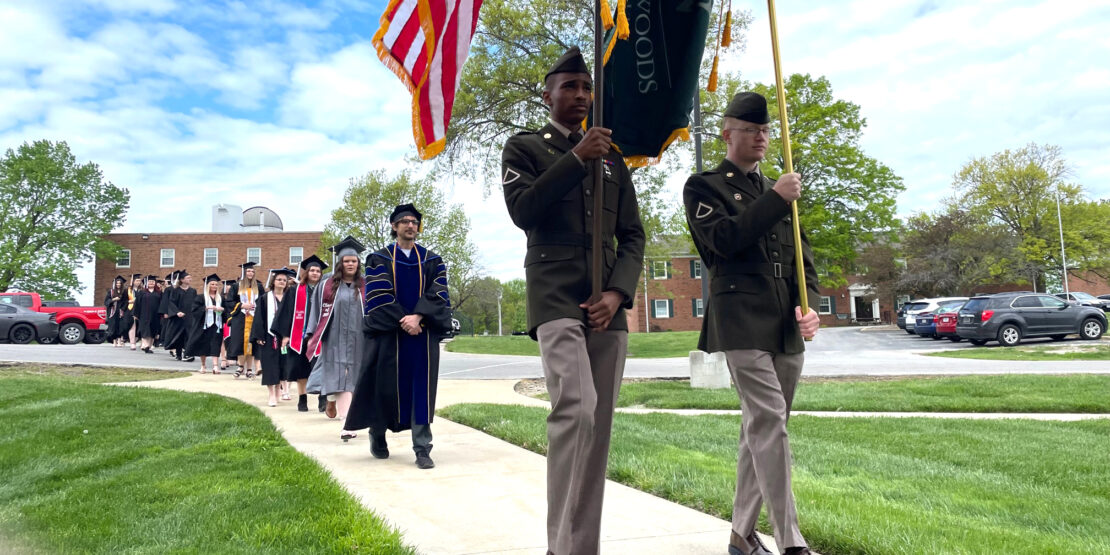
[[590, 0, 605, 300], [767, 0, 811, 335]]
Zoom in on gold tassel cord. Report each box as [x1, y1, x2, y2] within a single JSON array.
[[707, 55, 719, 92], [722, 11, 732, 47], [615, 0, 629, 39], [706, 0, 727, 92], [600, 0, 614, 29]]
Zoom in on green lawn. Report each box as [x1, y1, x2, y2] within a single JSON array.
[[607, 374, 1110, 413], [0, 365, 411, 554], [928, 342, 1110, 360], [446, 330, 700, 358], [439, 403, 1110, 555]]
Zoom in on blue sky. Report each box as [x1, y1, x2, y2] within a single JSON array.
[[2, 0, 1109, 304]]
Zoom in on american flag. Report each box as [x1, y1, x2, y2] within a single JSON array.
[[372, 0, 483, 159]]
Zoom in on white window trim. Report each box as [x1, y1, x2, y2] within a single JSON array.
[[289, 246, 303, 265], [694, 297, 704, 318], [692, 260, 702, 279], [116, 249, 131, 268], [652, 260, 668, 280], [653, 299, 670, 318], [818, 295, 833, 315], [203, 248, 218, 267], [247, 247, 261, 265], [160, 248, 175, 268]]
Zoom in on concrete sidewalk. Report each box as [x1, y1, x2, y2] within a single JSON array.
[[121, 374, 747, 554]]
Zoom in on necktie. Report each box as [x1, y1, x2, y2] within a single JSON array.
[[568, 131, 582, 145]]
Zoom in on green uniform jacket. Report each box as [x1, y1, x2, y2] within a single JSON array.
[[501, 123, 646, 338], [683, 159, 820, 354]]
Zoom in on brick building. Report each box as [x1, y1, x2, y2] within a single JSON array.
[[94, 206, 322, 298], [626, 251, 895, 333]]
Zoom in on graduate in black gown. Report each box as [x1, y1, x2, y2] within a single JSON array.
[[104, 276, 127, 345], [227, 262, 265, 378], [162, 270, 195, 361], [123, 273, 143, 349], [186, 273, 226, 372], [252, 268, 296, 406], [155, 273, 173, 348], [134, 275, 162, 354], [273, 255, 329, 412]]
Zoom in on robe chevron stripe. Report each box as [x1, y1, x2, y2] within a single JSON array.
[[372, 0, 483, 159]]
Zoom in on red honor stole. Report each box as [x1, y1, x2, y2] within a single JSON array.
[[289, 283, 308, 354], [305, 277, 335, 360]]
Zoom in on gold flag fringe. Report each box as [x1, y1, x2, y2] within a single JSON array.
[[615, 0, 629, 39], [600, 0, 614, 29], [624, 127, 692, 168]]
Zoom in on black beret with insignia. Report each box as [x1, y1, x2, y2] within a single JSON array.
[[544, 46, 589, 82], [724, 91, 770, 124]]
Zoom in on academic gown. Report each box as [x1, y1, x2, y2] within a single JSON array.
[[162, 287, 194, 351], [104, 288, 126, 340], [134, 289, 162, 339], [185, 292, 225, 357], [225, 281, 265, 358], [250, 292, 285, 386], [305, 274, 365, 396], [272, 282, 317, 381], [345, 244, 452, 433], [119, 287, 140, 333]]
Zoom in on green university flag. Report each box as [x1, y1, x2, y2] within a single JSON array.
[[599, 0, 713, 167]]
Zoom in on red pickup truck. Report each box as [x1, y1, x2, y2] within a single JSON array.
[[0, 292, 108, 344]]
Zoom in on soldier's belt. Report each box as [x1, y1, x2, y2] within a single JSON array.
[[714, 262, 794, 279], [527, 232, 613, 250]]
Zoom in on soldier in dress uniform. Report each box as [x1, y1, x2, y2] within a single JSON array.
[[500, 46, 645, 555], [683, 91, 820, 555]]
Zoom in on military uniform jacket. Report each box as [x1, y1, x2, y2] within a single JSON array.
[[683, 159, 820, 354], [502, 122, 646, 338]]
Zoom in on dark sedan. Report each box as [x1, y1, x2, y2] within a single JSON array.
[[0, 304, 58, 344], [956, 292, 1106, 346]]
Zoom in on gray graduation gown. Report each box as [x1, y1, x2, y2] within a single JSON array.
[[305, 273, 364, 396]]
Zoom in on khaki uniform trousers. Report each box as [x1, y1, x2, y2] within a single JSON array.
[[725, 349, 807, 553], [537, 318, 628, 555]]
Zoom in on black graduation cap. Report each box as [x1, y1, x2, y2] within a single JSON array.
[[131, 273, 143, 280], [223, 279, 236, 286], [178, 270, 190, 278], [723, 91, 770, 124], [390, 204, 424, 233], [239, 261, 257, 279], [201, 273, 219, 283], [146, 275, 158, 282], [544, 46, 589, 82], [299, 254, 328, 271], [330, 235, 366, 261], [272, 268, 297, 278], [113, 275, 126, 283], [164, 274, 172, 282]]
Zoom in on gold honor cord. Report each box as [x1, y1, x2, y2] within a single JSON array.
[[767, 0, 811, 339]]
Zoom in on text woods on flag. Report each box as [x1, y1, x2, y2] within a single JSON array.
[[373, 0, 483, 159]]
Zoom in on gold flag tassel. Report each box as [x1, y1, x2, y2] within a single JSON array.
[[615, 0, 629, 39], [707, 55, 719, 92], [600, 0, 614, 29], [706, 0, 729, 92], [722, 10, 733, 47]]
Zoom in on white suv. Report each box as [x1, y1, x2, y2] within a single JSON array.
[[902, 297, 969, 335]]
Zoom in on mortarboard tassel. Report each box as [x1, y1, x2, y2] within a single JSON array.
[[615, 0, 629, 39], [600, 0, 614, 30], [707, 54, 719, 92], [722, 11, 732, 47]]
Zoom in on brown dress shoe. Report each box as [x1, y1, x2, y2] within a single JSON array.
[[325, 400, 337, 418]]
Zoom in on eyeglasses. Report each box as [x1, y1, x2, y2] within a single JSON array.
[[396, 218, 419, 226], [725, 126, 772, 137]]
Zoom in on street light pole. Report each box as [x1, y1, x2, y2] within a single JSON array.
[[497, 290, 503, 336], [1055, 185, 1069, 296]]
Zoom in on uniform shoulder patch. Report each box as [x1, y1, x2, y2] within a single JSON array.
[[695, 202, 714, 219], [502, 167, 521, 185]]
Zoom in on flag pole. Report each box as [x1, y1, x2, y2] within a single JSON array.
[[590, 0, 605, 300], [767, 0, 811, 337]]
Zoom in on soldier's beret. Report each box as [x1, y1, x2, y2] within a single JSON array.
[[724, 92, 770, 124], [544, 46, 589, 82]]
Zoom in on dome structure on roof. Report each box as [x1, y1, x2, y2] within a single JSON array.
[[242, 206, 283, 232]]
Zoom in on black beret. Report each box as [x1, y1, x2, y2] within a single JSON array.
[[544, 46, 589, 82], [724, 92, 770, 124]]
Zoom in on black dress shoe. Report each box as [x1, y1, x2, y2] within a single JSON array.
[[370, 434, 389, 459], [297, 394, 308, 412], [318, 395, 327, 413], [784, 548, 811, 555], [183, 356, 195, 363], [415, 451, 434, 469], [729, 531, 773, 555]]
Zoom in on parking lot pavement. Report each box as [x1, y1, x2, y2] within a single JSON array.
[[4, 326, 1110, 378]]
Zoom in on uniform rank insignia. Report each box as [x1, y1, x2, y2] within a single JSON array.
[[695, 202, 713, 219], [503, 167, 521, 184]]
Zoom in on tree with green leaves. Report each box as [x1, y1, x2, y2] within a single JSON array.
[[0, 140, 129, 298], [321, 169, 482, 310], [953, 143, 1110, 290], [700, 73, 904, 286]]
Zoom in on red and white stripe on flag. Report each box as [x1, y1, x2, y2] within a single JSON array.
[[372, 0, 483, 159]]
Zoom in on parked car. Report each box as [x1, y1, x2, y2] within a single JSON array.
[[899, 301, 928, 333], [0, 292, 108, 344], [912, 312, 938, 338], [1054, 292, 1110, 311], [904, 297, 968, 336], [0, 304, 59, 344], [935, 307, 962, 341], [956, 292, 1107, 346]]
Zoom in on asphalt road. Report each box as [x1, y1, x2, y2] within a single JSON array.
[[3, 327, 1109, 378]]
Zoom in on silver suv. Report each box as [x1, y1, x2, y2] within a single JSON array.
[[902, 297, 968, 335]]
